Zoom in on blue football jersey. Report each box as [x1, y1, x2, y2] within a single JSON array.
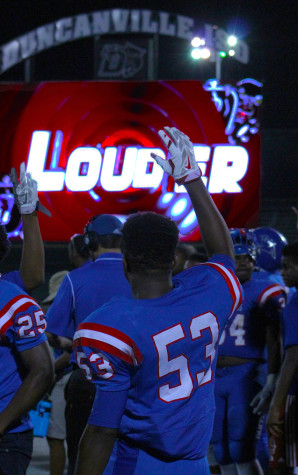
[[73, 255, 242, 461], [46, 253, 132, 341], [0, 279, 47, 433], [218, 278, 286, 360]]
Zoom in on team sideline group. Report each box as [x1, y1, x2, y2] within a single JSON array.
[[0, 128, 297, 475]]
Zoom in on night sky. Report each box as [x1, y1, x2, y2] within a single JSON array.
[[0, 0, 297, 129]]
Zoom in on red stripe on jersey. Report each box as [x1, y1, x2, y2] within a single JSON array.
[[202, 262, 242, 315], [0, 294, 35, 319], [258, 284, 285, 305], [0, 296, 38, 335], [74, 336, 134, 365], [77, 321, 143, 363]]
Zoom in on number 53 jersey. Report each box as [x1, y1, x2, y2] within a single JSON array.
[[218, 278, 286, 360], [74, 255, 242, 461]]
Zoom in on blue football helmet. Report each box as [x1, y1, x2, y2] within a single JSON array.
[[230, 228, 257, 262], [251, 227, 288, 271]]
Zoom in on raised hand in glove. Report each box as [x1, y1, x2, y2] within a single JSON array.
[[250, 373, 277, 415], [10, 162, 51, 216], [150, 127, 202, 185]]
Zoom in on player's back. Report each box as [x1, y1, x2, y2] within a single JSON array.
[[75, 255, 242, 460]]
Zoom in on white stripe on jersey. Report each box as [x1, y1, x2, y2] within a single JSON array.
[[259, 285, 284, 305], [0, 296, 37, 331], [203, 262, 242, 316], [74, 328, 138, 365]]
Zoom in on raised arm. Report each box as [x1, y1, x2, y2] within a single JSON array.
[[10, 162, 51, 291], [151, 127, 234, 259]]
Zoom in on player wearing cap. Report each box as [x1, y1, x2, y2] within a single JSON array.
[[46, 214, 131, 475], [212, 228, 286, 475], [72, 126, 243, 475]]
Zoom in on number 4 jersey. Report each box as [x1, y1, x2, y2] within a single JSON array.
[[0, 279, 47, 433], [73, 255, 242, 461], [218, 278, 286, 360]]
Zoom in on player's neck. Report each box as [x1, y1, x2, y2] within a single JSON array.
[[130, 273, 173, 300]]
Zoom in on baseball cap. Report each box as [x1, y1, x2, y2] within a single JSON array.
[[86, 214, 123, 236], [42, 270, 69, 304]]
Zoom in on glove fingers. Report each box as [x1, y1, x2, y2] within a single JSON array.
[[158, 129, 174, 151], [20, 162, 26, 184], [163, 127, 179, 147], [10, 167, 19, 187], [150, 152, 172, 175]]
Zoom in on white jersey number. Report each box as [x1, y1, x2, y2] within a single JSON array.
[[219, 312, 246, 346], [153, 312, 219, 403], [77, 351, 114, 381], [17, 310, 47, 338]]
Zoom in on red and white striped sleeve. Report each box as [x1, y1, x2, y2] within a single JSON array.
[[202, 262, 243, 318], [73, 321, 143, 366], [258, 284, 286, 306], [0, 294, 40, 335]]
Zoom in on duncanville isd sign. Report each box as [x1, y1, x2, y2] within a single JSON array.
[[0, 9, 249, 74]]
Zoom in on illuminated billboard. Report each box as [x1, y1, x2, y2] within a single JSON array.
[[0, 80, 261, 241]]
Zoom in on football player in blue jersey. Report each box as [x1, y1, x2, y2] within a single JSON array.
[[72, 126, 243, 475], [267, 241, 298, 474], [0, 277, 54, 474], [212, 228, 286, 475], [46, 214, 132, 475]]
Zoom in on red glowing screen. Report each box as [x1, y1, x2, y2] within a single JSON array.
[[0, 81, 260, 241]]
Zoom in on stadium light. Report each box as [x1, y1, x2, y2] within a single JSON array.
[[201, 48, 211, 59], [228, 35, 237, 47], [191, 37, 202, 48], [191, 26, 248, 81], [191, 48, 202, 60]]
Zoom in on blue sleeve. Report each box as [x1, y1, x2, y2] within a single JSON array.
[[88, 387, 128, 428], [46, 275, 75, 339], [75, 344, 133, 391], [5, 299, 47, 351], [2, 271, 26, 290], [208, 254, 236, 272]]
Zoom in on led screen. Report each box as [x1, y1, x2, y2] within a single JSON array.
[[0, 80, 260, 241]]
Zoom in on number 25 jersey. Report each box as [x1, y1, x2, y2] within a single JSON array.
[[0, 279, 47, 433]]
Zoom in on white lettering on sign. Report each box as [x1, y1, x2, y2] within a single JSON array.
[[0, 9, 195, 73], [208, 146, 248, 193], [26, 131, 250, 194]]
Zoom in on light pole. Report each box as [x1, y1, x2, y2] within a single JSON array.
[[190, 25, 249, 82]]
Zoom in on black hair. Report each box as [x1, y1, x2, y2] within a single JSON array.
[[0, 225, 11, 263], [121, 212, 179, 273], [282, 241, 298, 265]]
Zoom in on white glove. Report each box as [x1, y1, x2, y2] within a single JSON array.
[[10, 162, 51, 216], [250, 374, 277, 415], [150, 127, 202, 185], [10, 162, 38, 215]]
